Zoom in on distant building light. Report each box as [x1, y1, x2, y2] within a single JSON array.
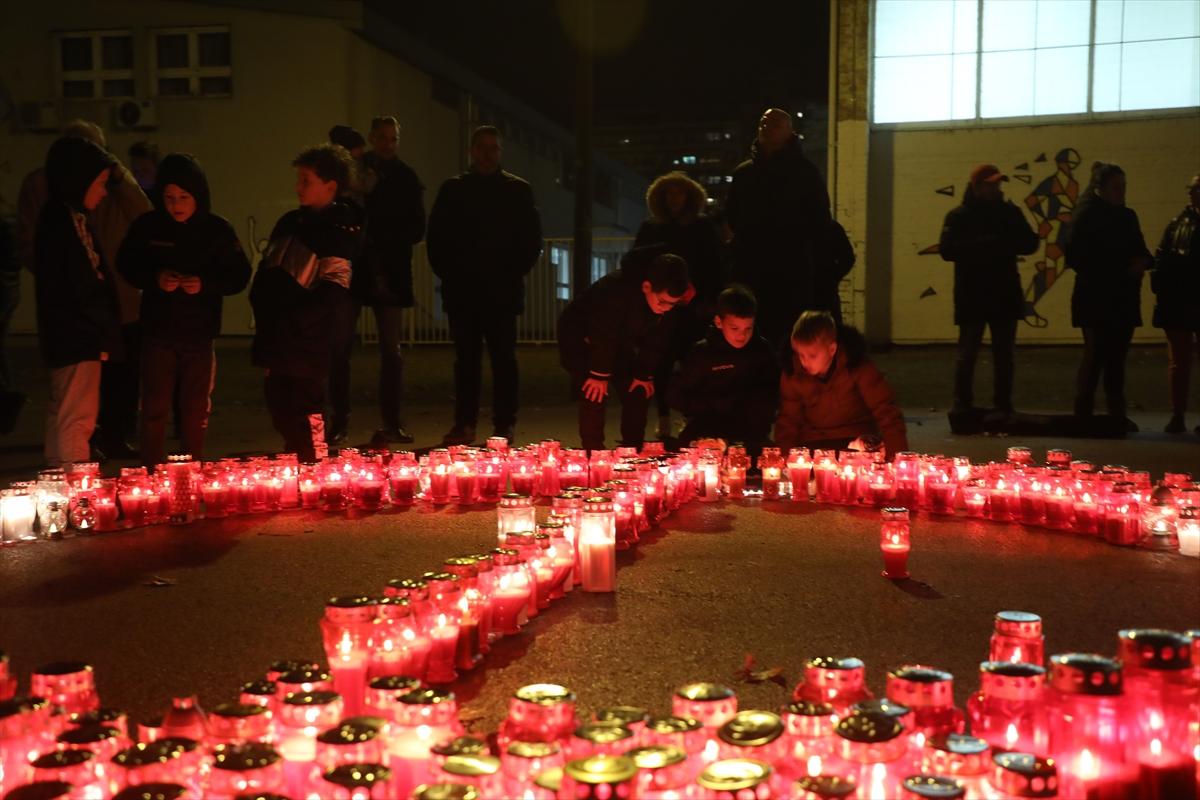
[[672, 159, 680, 165], [724, 175, 733, 183], [798, 134, 805, 140], [723, 133, 731, 140], [796, 112, 804, 118], [706, 197, 715, 203], [621, 138, 631, 144], [681, 155, 697, 165]]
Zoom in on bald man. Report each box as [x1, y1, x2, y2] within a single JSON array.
[[725, 108, 832, 347]]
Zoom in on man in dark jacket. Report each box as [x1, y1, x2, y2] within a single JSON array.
[[0, 214, 22, 433], [558, 250, 689, 451], [1152, 173, 1200, 434], [328, 117, 425, 445], [117, 153, 251, 465], [427, 125, 543, 446], [667, 285, 778, 454], [939, 164, 1039, 416], [34, 136, 122, 465], [250, 145, 361, 461], [726, 108, 832, 347]]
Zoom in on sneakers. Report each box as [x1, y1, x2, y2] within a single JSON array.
[[441, 424, 476, 446], [373, 427, 415, 445], [1165, 414, 1186, 434]]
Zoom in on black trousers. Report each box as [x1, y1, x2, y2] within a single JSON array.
[[0, 268, 19, 389], [677, 412, 773, 457], [1075, 325, 1135, 417], [954, 318, 1018, 412], [448, 311, 518, 430], [97, 321, 141, 446], [328, 303, 407, 431], [140, 339, 214, 466], [264, 372, 326, 463], [570, 370, 651, 452]]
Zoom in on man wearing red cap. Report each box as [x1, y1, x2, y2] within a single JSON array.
[[939, 164, 1039, 417]]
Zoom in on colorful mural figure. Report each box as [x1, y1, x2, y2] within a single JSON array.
[[1021, 148, 1081, 326]]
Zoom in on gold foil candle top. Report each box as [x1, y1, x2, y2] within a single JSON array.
[[627, 745, 686, 769], [675, 682, 736, 702], [564, 754, 639, 784], [515, 683, 576, 705], [717, 710, 784, 747], [697, 758, 773, 791]]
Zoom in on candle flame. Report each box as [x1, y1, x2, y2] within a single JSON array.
[[1150, 738, 1162, 757], [1006, 723, 1019, 748], [1149, 710, 1163, 731], [913, 731, 926, 749], [868, 762, 888, 800], [1077, 748, 1099, 779], [338, 631, 353, 659], [890, 533, 901, 545], [1010, 646, 1022, 663], [807, 755, 822, 776], [437, 613, 448, 627], [1082, 492, 1092, 503], [703, 739, 720, 762], [382, 638, 394, 653]]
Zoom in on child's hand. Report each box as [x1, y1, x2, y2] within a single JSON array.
[[628, 378, 655, 398], [158, 271, 181, 292], [179, 275, 202, 294], [582, 378, 609, 403]]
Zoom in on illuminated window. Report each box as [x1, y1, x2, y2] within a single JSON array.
[[872, 0, 1199, 123]]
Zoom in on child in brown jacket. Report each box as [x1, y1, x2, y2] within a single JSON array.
[[775, 311, 908, 458]]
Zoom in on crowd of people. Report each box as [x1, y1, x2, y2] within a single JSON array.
[[1, 107, 1196, 469]]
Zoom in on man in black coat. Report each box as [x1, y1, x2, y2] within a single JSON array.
[[939, 164, 1039, 416], [426, 125, 543, 445], [328, 116, 425, 445], [1152, 173, 1200, 434], [726, 108, 832, 347]]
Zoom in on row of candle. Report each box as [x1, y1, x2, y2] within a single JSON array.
[[3, 614, 1197, 799]]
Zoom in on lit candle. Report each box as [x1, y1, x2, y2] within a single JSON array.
[[92, 496, 119, 532], [202, 479, 229, 519], [425, 612, 461, 685], [299, 477, 320, 509], [880, 507, 910, 580], [926, 474, 955, 515], [578, 498, 617, 592], [118, 486, 147, 528], [320, 596, 376, 718], [1073, 492, 1099, 534], [428, 464, 451, 505], [1177, 508, 1199, 557], [1044, 485, 1074, 529]]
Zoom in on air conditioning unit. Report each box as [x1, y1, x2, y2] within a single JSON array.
[[19, 100, 61, 131], [112, 99, 158, 130]]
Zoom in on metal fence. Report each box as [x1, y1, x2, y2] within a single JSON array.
[[359, 237, 636, 345]]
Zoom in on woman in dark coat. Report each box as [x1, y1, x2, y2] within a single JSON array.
[[1065, 162, 1151, 430], [1152, 173, 1200, 434], [634, 171, 724, 438]]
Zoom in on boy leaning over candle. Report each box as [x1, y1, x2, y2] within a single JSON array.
[[774, 310, 908, 460]]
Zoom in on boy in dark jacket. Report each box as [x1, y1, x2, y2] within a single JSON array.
[[117, 153, 251, 465], [34, 136, 122, 465], [667, 285, 777, 454], [939, 164, 1039, 416], [250, 144, 361, 462], [558, 250, 690, 451], [775, 311, 908, 459]]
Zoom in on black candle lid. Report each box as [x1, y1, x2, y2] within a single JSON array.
[[1117, 629, 1192, 671], [212, 743, 282, 771], [33, 660, 91, 676], [111, 785, 190, 800], [834, 710, 904, 743], [0, 695, 48, 719], [794, 774, 858, 798], [368, 674, 421, 692], [400, 687, 455, 705], [276, 667, 331, 685], [901, 775, 966, 798], [805, 656, 865, 671], [317, 720, 379, 745], [784, 700, 836, 717], [3, 783, 73, 800], [282, 690, 341, 706], [56, 723, 121, 745], [212, 702, 269, 719], [1049, 653, 1123, 696], [432, 735, 490, 757], [851, 698, 910, 719], [322, 763, 392, 788], [31, 749, 93, 769], [240, 679, 276, 696]]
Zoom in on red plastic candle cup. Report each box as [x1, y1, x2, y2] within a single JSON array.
[[504, 684, 578, 746], [298, 476, 321, 509], [1043, 485, 1074, 530], [967, 662, 1048, 755], [356, 469, 385, 511], [209, 742, 285, 798], [1072, 492, 1099, 534], [794, 656, 872, 716], [320, 596, 378, 718], [880, 507, 911, 580], [578, 498, 617, 592], [886, 665, 964, 741], [989, 611, 1044, 666], [489, 549, 531, 635], [672, 683, 737, 732], [31, 661, 98, 716]]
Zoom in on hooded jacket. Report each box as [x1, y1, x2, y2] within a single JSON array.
[[117, 154, 251, 344], [249, 199, 361, 379], [774, 326, 908, 458], [634, 172, 725, 313], [938, 187, 1040, 324], [426, 168, 543, 315], [34, 136, 123, 368], [557, 245, 684, 381], [355, 152, 425, 307], [1065, 196, 1149, 329], [1151, 205, 1200, 331], [667, 327, 778, 428]]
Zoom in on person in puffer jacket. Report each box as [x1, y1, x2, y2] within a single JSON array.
[[117, 153, 251, 466], [250, 144, 362, 462], [775, 310, 908, 459]]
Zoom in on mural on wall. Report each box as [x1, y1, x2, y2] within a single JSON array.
[[918, 147, 1082, 328]]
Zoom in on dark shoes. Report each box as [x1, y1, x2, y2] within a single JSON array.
[[100, 439, 140, 460], [372, 427, 415, 446], [325, 417, 349, 446], [441, 424, 477, 446], [492, 425, 515, 444], [1165, 414, 1186, 434]]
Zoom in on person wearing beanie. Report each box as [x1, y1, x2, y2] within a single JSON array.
[[117, 153, 251, 466], [34, 136, 123, 466]]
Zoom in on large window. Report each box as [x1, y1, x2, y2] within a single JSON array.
[[55, 31, 136, 99], [873, 0, 1200, 123], [150, 26, 232, 97]]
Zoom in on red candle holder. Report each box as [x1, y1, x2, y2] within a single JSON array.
[[793, 657, 872, 716], [827, 711, 910, 799], [209, 742, 285, 799], [696, 757, 774, 799], [560, 754, 638, 800], [31, 661, 98, 716], [642, 715, 708, 761], [990, 611, 1044, 666], [320, 596, 378, 717], [886, 665, 964, 741], [967, 662, 1048, 755], [501, 740, 565, 798], [672, 683, 738, 732], [987, 751, 1059, 799], [921, 733, 991, 797], [207, 702, 272, 746], [319, 763, 393, 799], [488, 549, 531, 635], [880, 507, 911, 580]]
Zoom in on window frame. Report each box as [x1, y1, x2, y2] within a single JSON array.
[[870, 0, 1200, 129], [53, 29, 137, 100], [148, 24, 233, 98]]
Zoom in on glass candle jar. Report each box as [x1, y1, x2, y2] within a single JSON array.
[[697, 455, 720, 503], [966, 662, 1048, 755], [696, 758, 773, 800], [370, 598, 427, 682], [363, 675, 421, 723], [560, 755, 638, 800], [1101, 483, 1141, 546], [717, 710, 788, 770], [489, 549, 531, 635], [921, 733, 991, 798], [31, 661, 98, 716], [642, 715, 708, 762], [786, 448, 812, 502], [595, 707, 649, 736], [110, 738, 202, 795], [578, 498, 617, 592], [880, 508, 911, 580], [319, 763, 393, 799], [985, 751, 1059, 799], [886, 666, 964, 742], [274, 668, 334, 705], [387, 689, 463, 796], [568, 722, 635, 760], [1177, 508, 1200, 558], [1, 696, 55, 791], [208, 703, 272, 747], [208, 743, 284, 800], [276, 691, 344, 797], [502, 684, 578, 747], [990, 611, 1045, 666], [238, 680, 276, 709], [673, 683, 738, 733], [321, 596, 378, 718], [499, 740, 564, 797], [827, 711, 910, 799], [782, 701, 838, 765], [793, 657, 872, 716], [496, 494, 535, 546], [627, 745, 692, 799], [758, 448, 784, 501], [1046, 654, 1136, 800]]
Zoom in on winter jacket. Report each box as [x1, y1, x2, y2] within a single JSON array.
[[33, 137, 123, 368], [635, 173, 725, 316], [356, 153, 425, 307], [938, 190, 1040, 324], [426, 168, 543, 315], [557, 247, 683, 381], [667, 327, 778, 434], [19, 161, 150, 323], [774, 326, 907, 458], [249, 200, 361, 380], [725, 135, 831, 337], [1065, 197, 1149, 329], [1151, 205, 1200, 331], [117, 154, 251, 345], [814, 219, 856, 317]]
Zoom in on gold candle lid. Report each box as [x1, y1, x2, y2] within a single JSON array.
[[717, 710, 784, 747], [431, 736, 489, 758], [573, 721, 634, 745], [697, 758, 773, 792], [564, 754, 638, 784], [627, 745, 686, 770], [675, 682, 736, 702], [412, 784, 479, 800], [508, 740, 561, 758], [534, 767, 563, 792], [646, 715, 702, 734], [515, 683, 576, 705], [441, 754, 500, 778], [596, 705, 648, 726]]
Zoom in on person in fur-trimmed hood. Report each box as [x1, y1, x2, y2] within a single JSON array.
[[635, 170, 725, 438], [774, 311, 908, 459]]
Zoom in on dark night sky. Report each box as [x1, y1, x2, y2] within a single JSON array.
[[371, 0, 830, 126]]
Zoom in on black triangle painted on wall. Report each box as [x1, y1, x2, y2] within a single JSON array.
[[1035, 153, 1048, 162], [1014, 162, 1029, 171], [936, 184, 955, 196], [920, 286, 938, 299], [1013, 174, 1032, 184]]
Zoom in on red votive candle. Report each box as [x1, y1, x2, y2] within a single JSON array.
[[880, 507, 911, 580]]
